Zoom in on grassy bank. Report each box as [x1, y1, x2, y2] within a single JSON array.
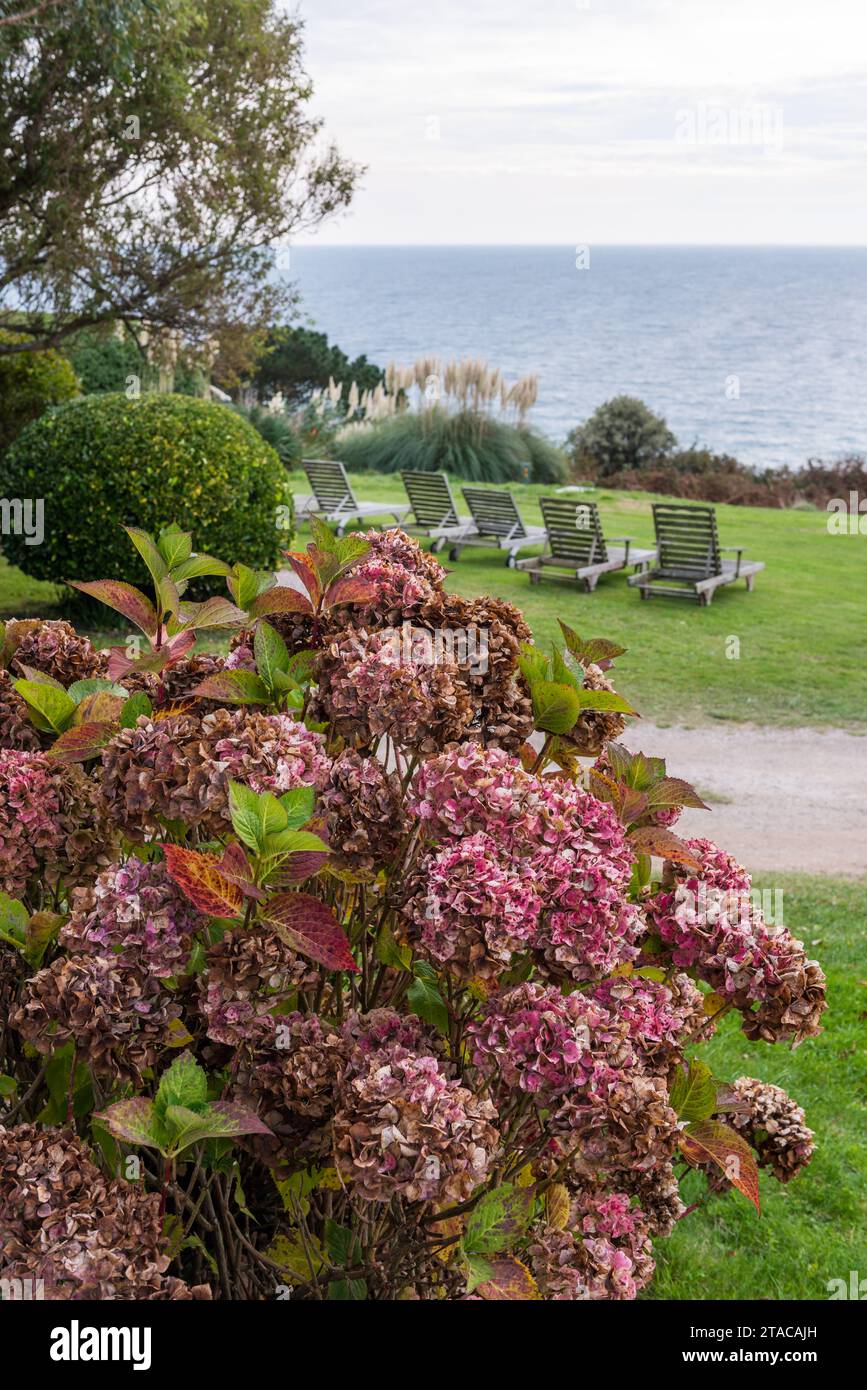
[[649, 875, 867, 1300], [1, 471, 864, 727]]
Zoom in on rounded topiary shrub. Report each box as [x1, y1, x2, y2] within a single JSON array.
[[0, 392, 294, 588], [0, 333, 80, 454]]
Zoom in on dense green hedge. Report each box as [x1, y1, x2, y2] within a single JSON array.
[[0, 333, 80, 453], [0, 392, 294, 589]]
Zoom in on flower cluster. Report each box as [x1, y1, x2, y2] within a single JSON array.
[[645, 838, 827, 1043], [334, 1022, 499, 1204], [405, 746, 640, 983], [0, 748, 112, 896], [0, 1124, 207, 1299], [100, 707, 330, 840], [0, 525, 826, 1303], [63, 858, 203, 978]]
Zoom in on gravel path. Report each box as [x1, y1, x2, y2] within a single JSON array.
[[634, 722, 867, 877]]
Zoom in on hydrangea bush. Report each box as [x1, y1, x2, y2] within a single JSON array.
[[0, 520, 826, 1301]]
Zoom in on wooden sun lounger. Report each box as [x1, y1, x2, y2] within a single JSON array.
[[515, 497, 656, 592], [628, 503, 765, 605], [446, 487, 547, 567], [302, 459, 411, 536], [400, 471, 469, 551]]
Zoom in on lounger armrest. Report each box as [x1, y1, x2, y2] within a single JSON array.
[[608, 535, 632, 562], [721, 545, 745, 576]]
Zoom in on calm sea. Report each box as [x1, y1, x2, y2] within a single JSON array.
[[285, 245, 867, 470]]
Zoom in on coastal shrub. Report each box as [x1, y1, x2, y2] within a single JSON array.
[[336, 407, 566, 483], [234, 402, 303, 468], [0, 393, 294, 596], [567, 395, 677, 478], [0, 520, 826, 1300], [0, 332, 79, 454]]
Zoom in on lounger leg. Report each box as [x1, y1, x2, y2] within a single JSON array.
[[505, 553, 517, 569], [433, 537, 447, 553], [448, 546, 461, 562], [639, 587, 650, 600], [745, 575, 755, 592], [584, 576, 599, 593], [699, 591, 712, 606]]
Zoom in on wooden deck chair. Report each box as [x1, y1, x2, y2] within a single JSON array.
[[515, 497, 656, 592], [400, 471, 468, 551], [628, 503, 765, 605], [302, 459, 411, 536], [447, 487, 547, 567]]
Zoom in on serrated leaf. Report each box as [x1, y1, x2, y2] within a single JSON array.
[[228, 780, 266, 851], [279, 785, 316, 829], [96, 1097, 164, 1150], [463, 1183, 535, 1256], [249, 587, 314, 619], [170, 553, 233, 583], [261, 892, 358, 972], [156, 524, 193, 569], [669, 1059, 718, 1123], [679, 1120, 761, 1213], [254, 621, 291, 692], [161, 844, 244, 918], [47, 720, 118, 763], [546, 1183, 571, 1230], [124, 526, 169, 586], [14, 679, 76, 733], [476, 1256, 540, 1301], [574, 687, 636, 716], [376, 922, 412, 972], [178, 596, 246, 631], [628, 826, 703, 868], [121, 691, 153, 727], [645, 776, 711, 811], [407, 960, 448, 1035], [191, 669, 270, 705], [67, 580, 158, 638], [156, 1050, 208, 1114], [531, 680, 581, 735]]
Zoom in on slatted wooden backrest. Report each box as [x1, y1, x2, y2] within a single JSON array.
[[462, 487, 526, 538], [539, 497, 607, 566], [303, 459, 357, 513], [401, 471, 460, 527], [652, 504, 721, 578]]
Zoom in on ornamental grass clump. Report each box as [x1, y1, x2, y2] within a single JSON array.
[[0, 517, 826, 1301]]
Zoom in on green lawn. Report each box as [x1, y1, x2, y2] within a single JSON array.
[[2, 471, 865, 727], [285, 471, 867, 729], [648, 875, 867, 1300]]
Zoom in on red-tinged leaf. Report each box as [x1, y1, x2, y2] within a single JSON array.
[[323, 576, 378, 608], [281, 551, 321, 604], [248, 586, 314, 619], [645, 776, 711, 811], [628, 826, 703, 869], [517, 742, 538, 772], [190, 670, 270, 705], [216, 843, 266, 900], [477, 1257, 540, 1301], [207, 1101, 273, 1137], [95, 1098, 160, 1149], [163, 629, 197, 660], [678, 1120, 761, 1213], [106, 646, 172, 680], [73, 691, 125, 725], [262, 892, 358, 972], [47, 721, 119, 763], [177, 596, 246, 630], [67, 580, 158, 638], [270, 850, 331, 886], [162, 845, 244, 918], [616, 785, 650, 826]]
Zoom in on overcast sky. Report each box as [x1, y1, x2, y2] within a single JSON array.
[[292, 0, 867, 245]]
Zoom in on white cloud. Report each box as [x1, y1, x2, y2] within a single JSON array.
[[292, 0, 867, 243]]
